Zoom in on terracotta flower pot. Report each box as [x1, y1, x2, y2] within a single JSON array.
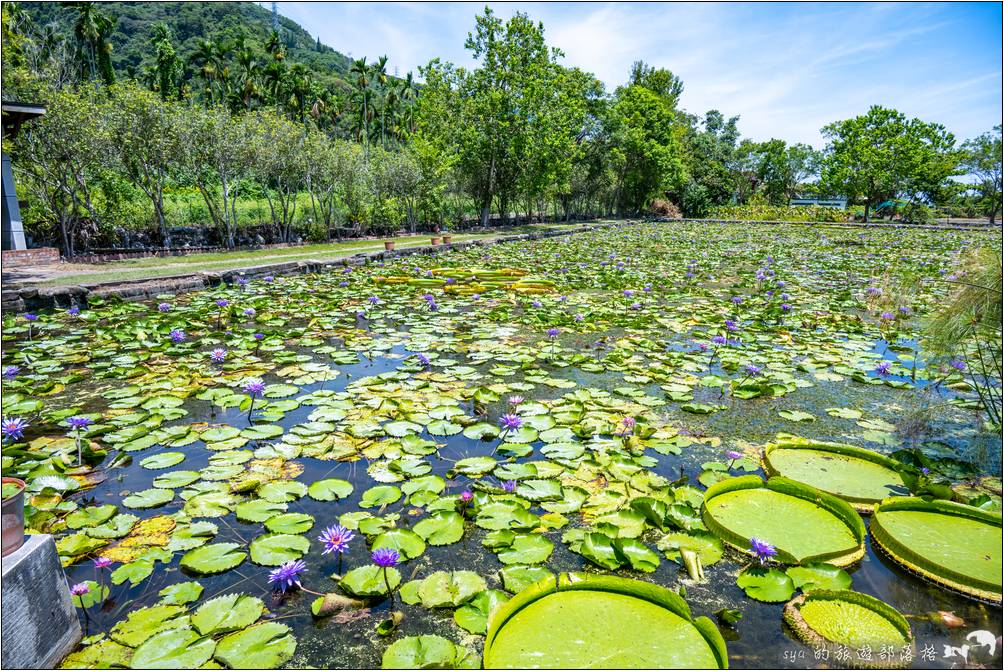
[[2, 477, 26, 557], [431, 236, 441, 245], [384, 241, 395, 251], [442, 235, 453, 244]]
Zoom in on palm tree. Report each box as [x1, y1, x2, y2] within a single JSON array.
[[264, 29, 285, 61], [234, 44, 260, 110], [189, 38, 218, 103], [66, 1, 114, 83], [399, 71, 418, 136], [349, 57, 371, 153]]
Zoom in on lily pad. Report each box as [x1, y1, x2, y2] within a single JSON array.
[[784, 590, 912, 664], [870, 498, 1002, 602], [129, 627, 215, 669], [702, 476, 865, 566], [414, 511, 465, 545], [180, 543, 247, 575], [213, 622, 296, 669], [249, 533, 310, 566], [340, 565, 402, 597], [381, 635, 479, 670], [306, 478, 353, 501], [763, 436, 908, 511], [192, 594, 265, 635], [736, 567, 796, 602], [484, 572, 727, 668]]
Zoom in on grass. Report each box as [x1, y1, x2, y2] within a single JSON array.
[[36, 224, 589, 287]]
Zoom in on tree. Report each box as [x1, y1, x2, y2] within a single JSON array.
[[961, 125, 1002, 223], [247, 109, 307, 242], [751, 139, 821, 205], [179, 106, 255, 248], [66, 1, 115, 85], [12, 88, 109, 257], [607, 78, 686, 214], [820, 106, 959, 221], [149, 23, 181, 101], [628, 61, 683, 108], [416, 8, 588, 226], [106, 81, 182, 246]]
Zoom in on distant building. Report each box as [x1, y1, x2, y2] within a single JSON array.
[[789, 197, 847, 209]]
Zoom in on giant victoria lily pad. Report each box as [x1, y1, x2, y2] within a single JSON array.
[[702, 476, 865, 566], [762, 435, 908, 512], [870, 498, 1002, 603], [783, 590, 913, 668], [483, 572, 727, 669]]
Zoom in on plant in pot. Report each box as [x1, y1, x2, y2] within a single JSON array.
[[442, 228, 453, 244], [430, 235, 441, 245], [384, 240, 396, 251], [2, 477, 26, 557]]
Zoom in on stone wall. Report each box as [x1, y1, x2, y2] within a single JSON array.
[[2, 247, 60, 268]]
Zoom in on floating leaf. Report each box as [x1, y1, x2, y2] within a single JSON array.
[[180, 543, 247, 574], [213, 622, 296, 669]]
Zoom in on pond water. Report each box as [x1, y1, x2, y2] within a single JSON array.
[[2, 221, 1000, 669]]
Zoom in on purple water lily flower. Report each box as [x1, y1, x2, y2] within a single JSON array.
[[2, 416, 28, 442], [501, 480, 517, 493], [244, 308, 256, 317], [750, 537, 777, 564], [215, 299, 229, 308], [780, 303, 792, 312], [711, 335, 727, 346], [243, 378, 266, 396], [210, 348, 227, 364], [318, 525, 355, 555], [459, 490, 474, 503], [70, 583, 90, 596], [170, 329, 186, 343], [949, 359, 966, 372], [546, 327, 560, 339], [268, 559, 307, 593], [368, 296, 381, 305], [68, 416, 92, 431], [254, 333, 265, 341], [879, 311, 895, 321], [23, 313, 38, 322], [726, 450, 743, 461], [157, 303, 171, 312], [371, 548, 400, 568], [68, 306, 81, 317], [3, 365, 21, 380], [499, 413, 523, 432], [416, 353, 431, 366], [875, 361, 893, 377], [744, 364, 763, 376], [508, 395, 524, 407], [93, 557, 113, 569]]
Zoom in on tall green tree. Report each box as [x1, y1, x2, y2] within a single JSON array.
[[820, 106, 959, 221], [106, 82, 182, 246], [961, 125, 1002, 223]]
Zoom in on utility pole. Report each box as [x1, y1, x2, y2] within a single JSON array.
[[271, 2, 279, 31]]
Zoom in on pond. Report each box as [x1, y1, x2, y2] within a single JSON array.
[[2, 221, 1001, 669]]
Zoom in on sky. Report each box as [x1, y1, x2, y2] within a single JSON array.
[[269, 2, 1002, 146]]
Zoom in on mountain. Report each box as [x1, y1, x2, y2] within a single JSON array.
[[15, 1, 353, 87]]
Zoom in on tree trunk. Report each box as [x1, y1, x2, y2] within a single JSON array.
[[864, 201, 870, 223], [480, 203, 491, 228], [155, 195, 171, 248]]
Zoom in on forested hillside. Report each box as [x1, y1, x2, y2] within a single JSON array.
[[15, 2, 352, 86]]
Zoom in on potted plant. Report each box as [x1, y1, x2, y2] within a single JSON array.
[[442, 231, 453, 244], [384, 240, 396, 251], [2, 477, 26, 557], [431, 236, 441, 245]]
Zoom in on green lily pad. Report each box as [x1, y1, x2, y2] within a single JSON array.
[[763, 436, 909, 510], [870, 498, 1002, 602], [496, 534, 554, 565], [455, 590, 510, 634], [702, 476, 864, 566], [66, 504, 117, 529], [340, 565, 402, 597], [129, 627, 215, 669], [234, 499, 287, 523], [158, 582, 204, 606], [264, 512, 315, 535], [213, 622, 296, 669], [123, 488, 174, 509], [736, 567, 796, 602], [484, 573, 727, 668], [373, 528, 427, 560], [109, 604, 187, 647], [416, 571, 487, 608], [360, 485, 402, 508], [258, 480, 307, 503], [381, 635, 479, 669], [180, 543, 247, 574], [786, 563, 853, 592], [784, 590, 912, 658], [249, 533, 310, 566], [414, 511, 465, 545], [192, 594, 265, 635], [140, 452, 186, 470], [306, 478, 353, 501]]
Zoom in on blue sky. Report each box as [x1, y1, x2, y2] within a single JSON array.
[[270, 2, 1002, 146]]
